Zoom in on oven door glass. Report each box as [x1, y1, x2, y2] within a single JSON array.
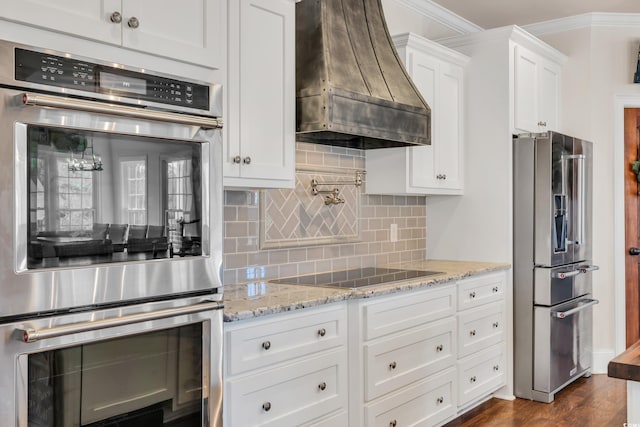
[[25, 125, 205, 270], [26, 324, 203, 427]]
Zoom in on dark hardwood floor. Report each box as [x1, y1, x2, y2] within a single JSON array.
[[444, 374, 627, 427]]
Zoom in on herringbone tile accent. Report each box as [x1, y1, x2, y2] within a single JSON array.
[[260, 171, 360, 248]]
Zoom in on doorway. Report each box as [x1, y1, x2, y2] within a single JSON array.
[[624, 108, 640, 346]]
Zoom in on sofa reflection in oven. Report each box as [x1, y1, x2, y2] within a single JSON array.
[[29, 223, 176, 261]]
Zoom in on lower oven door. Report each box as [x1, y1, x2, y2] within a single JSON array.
[[533, 296, 598, 395], [0, 297, 222, 427]]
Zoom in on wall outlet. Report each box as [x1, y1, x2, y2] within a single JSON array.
[[390, 223, 398, 242]]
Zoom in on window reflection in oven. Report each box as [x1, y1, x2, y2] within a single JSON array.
[[27, 324, 203, 427], [26, 126, 205, 269]]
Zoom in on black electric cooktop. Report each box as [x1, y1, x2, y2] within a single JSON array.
[[271, 267, 443, 289]]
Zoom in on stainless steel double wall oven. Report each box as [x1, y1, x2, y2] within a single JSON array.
[[0, 40, 223, 426]]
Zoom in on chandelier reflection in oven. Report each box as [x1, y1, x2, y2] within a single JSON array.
[[65, 133, 103, 172]]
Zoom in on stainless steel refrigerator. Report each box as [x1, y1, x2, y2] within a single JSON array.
[[513, 131, 599, 403]]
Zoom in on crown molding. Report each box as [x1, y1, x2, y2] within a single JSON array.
[[523, 12, 640, 36], [394, 0, 483, 35]]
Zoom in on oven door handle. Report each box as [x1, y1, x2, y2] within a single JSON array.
[[16, 300, 224, 343], [19, 92, 223, 129], [552, 298, 599, 319]]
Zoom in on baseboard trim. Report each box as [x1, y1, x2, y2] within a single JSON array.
[[593, 350, 615, 374]]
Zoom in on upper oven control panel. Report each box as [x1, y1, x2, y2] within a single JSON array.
[[14, 47, 211, 112]]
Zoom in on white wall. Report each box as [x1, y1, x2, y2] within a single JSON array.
[[540, 25, 640, 364]]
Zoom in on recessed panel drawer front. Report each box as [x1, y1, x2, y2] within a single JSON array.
[[364, 317, 456, 401], [365, 368, 457, 427], [225, 304, 347, 376], [226, 350, 347, 427], [457, 301, 505, 358], [457, 343, 506, 407], [299, 410, 348, 427], [363, 284, 456, 340], [457, 272, 505, 311]]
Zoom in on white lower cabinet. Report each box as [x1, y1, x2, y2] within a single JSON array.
[[224, 271, 509, 426], [456, 272, 507, 411], [365, 368, 457, 427], [350, 283, 458, 426], [364, 317, 456, 401], [226, 350, 347, 426], [457, 343, 506, 407], [223, 303, 348, 426]]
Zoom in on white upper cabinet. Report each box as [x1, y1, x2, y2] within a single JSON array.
[[0, 0, 223, 69], [366, 33, 468, 195], [224, 0, 295, 188], [514, 44, 561, 134]]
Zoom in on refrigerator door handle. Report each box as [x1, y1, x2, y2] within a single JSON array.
[[552, 298, 599, 319], [550, 264, 598, 279]]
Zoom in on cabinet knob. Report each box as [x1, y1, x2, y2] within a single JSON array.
[[469, 291, 476, 299], [389, 361, 397, 370], [110, 11, 122, 23], [262, 341, 271, 350], [390, 420, 397, 427], [442, 174, 447, 180], [494, 365, 500, 371], [470, 376, 477, 383], [493, 321, 500, 328], [127, 16, 140, 29], [243, 156, 252, 165], [436, 344, 444, 352], [537, 121, 547, 127], [318, 382, 327, 391], [436, 396, 444, 404], [492, 286, 499, 293], [262, 401, 271, 412], [317, 328, 326, 337], [470, 329, 477, 337], [232, 155, 241, 164]]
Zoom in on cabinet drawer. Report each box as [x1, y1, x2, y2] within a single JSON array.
[[364, 317, 456, 401], [363, 284, 455, 340], [226, 349, 347, 426], [457, 343, 506, 407], [458, 301, 505, 358], [225, 304, 347, 375], [300, 410, 348, 427], [457, 272, 505, 311], [365, 368, 456, 427]]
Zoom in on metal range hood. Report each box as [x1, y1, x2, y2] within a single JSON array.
[[296, 0, 431, 149]]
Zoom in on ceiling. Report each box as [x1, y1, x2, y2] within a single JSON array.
[[429, 0, 640, 29]]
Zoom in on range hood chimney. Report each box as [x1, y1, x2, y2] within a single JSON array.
[[296, 0, 431, 149]]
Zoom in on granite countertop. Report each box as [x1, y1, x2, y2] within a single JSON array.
[[223, 259, 510, 322]]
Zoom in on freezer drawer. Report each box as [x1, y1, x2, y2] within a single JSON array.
[[533, 296, 597, 396], [534, 264, 597, 306]]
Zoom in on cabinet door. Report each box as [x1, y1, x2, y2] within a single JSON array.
[[514, 44, 540, 133], [364, 317, 456, 401], [407, 51, 438, 190], [539, 60, 560, 131], [433, 61, 463, 191], [225, 0, 295, 187], [122, 0, 223, 68], [364, 368, 456, 427], [226, 350, 347, 426], [0, 0, 121, 45]]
